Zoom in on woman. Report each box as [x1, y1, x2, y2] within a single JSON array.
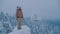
[[16, 6, 23, 29]]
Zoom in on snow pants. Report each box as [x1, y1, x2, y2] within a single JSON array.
[[17, 18, 23, 29]]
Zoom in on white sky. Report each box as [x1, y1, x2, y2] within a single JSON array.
[[0, 0, 60, 19]]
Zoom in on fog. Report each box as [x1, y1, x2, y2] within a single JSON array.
[[0, 0, 60, 19]]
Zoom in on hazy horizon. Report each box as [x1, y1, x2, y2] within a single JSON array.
[[0, 0, 60, 19]]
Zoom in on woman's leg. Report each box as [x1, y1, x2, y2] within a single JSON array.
[[17, 18, 22, 29]]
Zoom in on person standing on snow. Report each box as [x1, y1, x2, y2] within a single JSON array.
[[16, 6, 23, 29]]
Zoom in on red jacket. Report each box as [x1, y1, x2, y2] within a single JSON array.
[[16, 7, 23, 19]]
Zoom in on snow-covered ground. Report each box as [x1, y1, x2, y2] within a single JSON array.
[[9, 25, 31, 34]]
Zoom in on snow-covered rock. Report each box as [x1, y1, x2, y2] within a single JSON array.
[[9, 25, 31, 34]]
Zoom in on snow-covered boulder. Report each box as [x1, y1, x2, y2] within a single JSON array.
[[9, 25, 31, 34]]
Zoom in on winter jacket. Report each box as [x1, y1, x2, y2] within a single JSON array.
[[16, 7, 23, 19]]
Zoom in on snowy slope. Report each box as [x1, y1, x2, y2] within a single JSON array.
[[9, 25, 31, 34]]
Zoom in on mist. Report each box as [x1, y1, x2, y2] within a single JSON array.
[[0, 0, 60, 19]]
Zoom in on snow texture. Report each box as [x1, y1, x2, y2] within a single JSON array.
[[9, 25, 31, 34]]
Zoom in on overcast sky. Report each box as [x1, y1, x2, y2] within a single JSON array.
[[0, 0, 60, 19]]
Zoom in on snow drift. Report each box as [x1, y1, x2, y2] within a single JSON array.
[[9, 25, 31, 34]]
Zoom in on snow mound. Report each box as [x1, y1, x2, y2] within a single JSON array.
[[9, 25, 31, 34]]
